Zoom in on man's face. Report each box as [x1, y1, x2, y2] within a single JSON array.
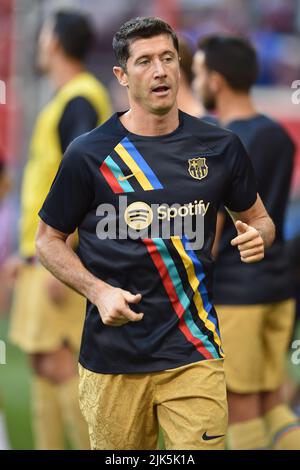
[[193, 50, 216, 111], [37, 20, 56, 73], [117, 34, 180, 115]]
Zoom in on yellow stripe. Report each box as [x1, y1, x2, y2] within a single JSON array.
[[171, 236, 223, 353], [115, 143, 154, 190]]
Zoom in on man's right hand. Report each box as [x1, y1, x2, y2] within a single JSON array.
[[95, 284, 144, 327]]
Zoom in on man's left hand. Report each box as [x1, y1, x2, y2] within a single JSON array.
[[231, 220, 265, 263]]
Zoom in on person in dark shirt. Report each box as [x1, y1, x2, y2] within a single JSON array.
[[194, 35, 298, 450], [58, 96, 99, 153], [36, 17, 274, 450]]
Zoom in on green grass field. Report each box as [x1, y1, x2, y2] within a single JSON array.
[[286, 320, 300, 383], [0, 317, 34, 450]]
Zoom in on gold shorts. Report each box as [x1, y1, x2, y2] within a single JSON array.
[[216, 299, 295, 393], [9, 263, 86, 353], [78, 359, 227, 450]]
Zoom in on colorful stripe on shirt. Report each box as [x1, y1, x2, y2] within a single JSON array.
[[114, 137, 163, 191], [171, 235, 223, 355], [99, 155, 134, 193], [143, 237, 220, 359]]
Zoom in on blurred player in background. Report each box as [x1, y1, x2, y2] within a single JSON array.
[[8, 9, 112, 449], [0, 148, 11, 450], [176, 37, 203, 117], [193, 35, 298, 450]]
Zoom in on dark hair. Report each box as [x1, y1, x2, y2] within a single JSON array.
[[112, 17, 179, 69], [51, 10, 94, 61], [178, 37, 194, 84], [197, 35, 258, 91]]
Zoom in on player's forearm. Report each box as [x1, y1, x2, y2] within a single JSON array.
[[247, 215, 275, 248], [230, 210, 275, 249], [227, 194, 276, 249], [36, 233, 107, 305]]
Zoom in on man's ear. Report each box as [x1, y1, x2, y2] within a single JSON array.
[[210, 71, 224, 93], [49, 35, 61, 57], [113, 66, 128, 87]]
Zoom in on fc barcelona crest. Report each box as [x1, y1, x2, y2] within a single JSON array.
[[188, 157, 208, 180]]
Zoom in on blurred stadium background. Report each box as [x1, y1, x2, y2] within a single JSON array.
[[0, 0, 299, 449]]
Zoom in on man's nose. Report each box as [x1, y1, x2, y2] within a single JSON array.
[[153, 59, 167, 78]]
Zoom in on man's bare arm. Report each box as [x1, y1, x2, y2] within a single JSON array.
[[226, 194, 275, 263], [35, 220, 143, 326]]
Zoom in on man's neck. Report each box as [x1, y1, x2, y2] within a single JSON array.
[[120, 103, 180, 136], [217, 89, 258, 126], [177, 79, 203, 118], [49, 57, 86, 90]]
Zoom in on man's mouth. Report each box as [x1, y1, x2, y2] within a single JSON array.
[[152, 85, 170, 95]]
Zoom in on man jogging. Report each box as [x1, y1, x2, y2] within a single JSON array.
[[36, 17, 274, 450]]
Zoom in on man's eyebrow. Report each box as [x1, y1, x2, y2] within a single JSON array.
[[160, 50, 176, 57], [135, 54, 151, 62], [134, 50, 177, 62]]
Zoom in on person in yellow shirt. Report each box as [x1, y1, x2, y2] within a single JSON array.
[[0, 153, 11, 450], [9, 9, 112, 449]]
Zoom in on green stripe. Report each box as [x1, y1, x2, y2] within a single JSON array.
[[105, 155, 134, 192], [152, 238, 219, 358]]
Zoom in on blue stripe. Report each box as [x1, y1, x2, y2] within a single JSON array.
[[182, 235, 220, 336], [152, 238, 219, 358], [105, 155, 134, 193], [121, 137, 163, 189], [272, 422, 300, 445]]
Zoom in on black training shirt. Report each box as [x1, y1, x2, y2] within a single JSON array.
[[39, 110, 257, 373], [214, 114, 295, 305]]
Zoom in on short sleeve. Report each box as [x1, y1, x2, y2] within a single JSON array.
[[223, 134, 257, 212], [58, 97, 99, 153], [39, 138, 94, 233]]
